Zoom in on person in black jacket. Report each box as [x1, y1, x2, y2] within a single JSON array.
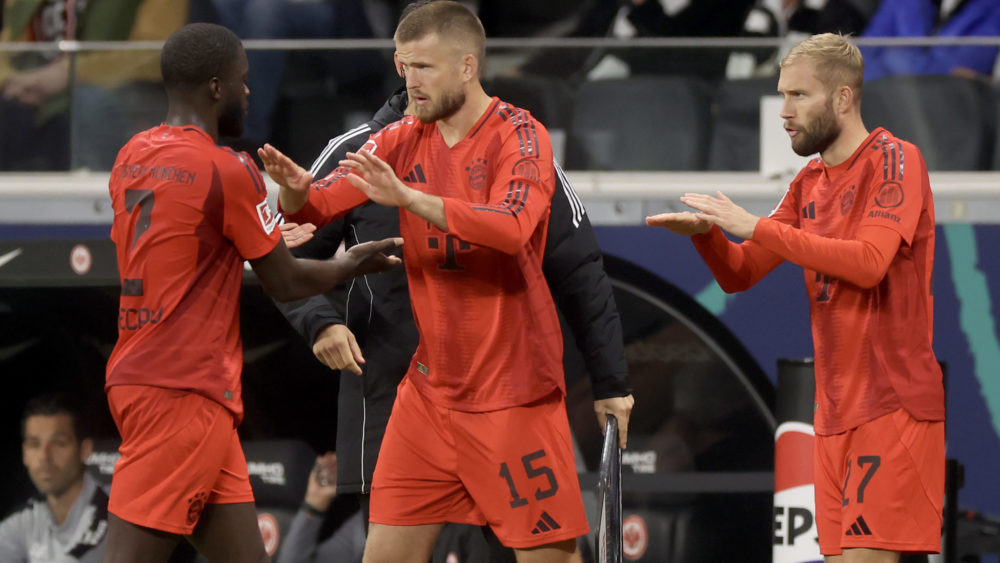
[[273, 84, 633, 560]]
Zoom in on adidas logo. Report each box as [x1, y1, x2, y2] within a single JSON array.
[[530, 512, 561, 535], [844, 515, 872, 536], [403, 163, 427, 183], [802, 201, 816, 219]]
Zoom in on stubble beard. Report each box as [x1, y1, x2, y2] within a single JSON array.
[[791, 100, 841, 157], [416, 88, 466, 124]]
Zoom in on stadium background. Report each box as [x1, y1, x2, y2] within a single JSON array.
[[2, 16, 1000, 562]]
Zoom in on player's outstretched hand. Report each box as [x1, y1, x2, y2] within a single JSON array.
[[304, 452, 338, 514], [645, 211, 712, 236], [679, 191, 760, 240], [340, 237, 404, 277], [312, 324, 365, 375], [279, 222, 316, 249], [258, 143, 312, 190], [341, 150, 415, 209], [258, 143, 313, 213], [594, 394, 635, 450]]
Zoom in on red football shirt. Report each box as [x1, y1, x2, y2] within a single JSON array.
[[693, 128, 944, 435], [106, 125, 282, 421], [285, 98, 564, 412]]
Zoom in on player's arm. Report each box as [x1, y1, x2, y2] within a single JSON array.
[[441, 123, 558, 254], [250, 237, 401, 302], [544, 164, 634, 448], [259, 144, 371, 227], [646, 208, 784, 293], [272, 220, 365, 373], [338, 149, 448, 230], [753, 220, 901, 288]]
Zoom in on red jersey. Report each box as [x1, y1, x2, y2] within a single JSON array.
[[285, 98, 563, 412], [106, 125, 282, 421], [694, 128, 944, 435]]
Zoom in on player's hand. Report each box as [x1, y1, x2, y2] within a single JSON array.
[[680, 191, 760, 240], [645, 211, 712, 235], [304, 452, 338, 513], [594, 394, 635, 450], [340, 150, 416, 209], [258, 143, 313, 213], [339, 237, 403, 277], [312, 324, 364, 375], [279, 222, 316, 249]]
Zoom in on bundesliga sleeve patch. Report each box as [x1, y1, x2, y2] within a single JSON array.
[[360, 139, 378, 154], [256, 200, 278, 235]]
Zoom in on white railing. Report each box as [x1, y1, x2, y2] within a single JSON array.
[[2, 171, 999, 225]]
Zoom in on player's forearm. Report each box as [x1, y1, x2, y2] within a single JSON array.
[[272, 259, 369, 302], [279, 186, 309, 215], [753, 219, 899, 288], [692, 226, 781, 293], [404, 190, 448, 231]]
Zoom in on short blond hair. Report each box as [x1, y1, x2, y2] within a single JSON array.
[[781, 33, 864, 103], [394, 1, 485, 73]]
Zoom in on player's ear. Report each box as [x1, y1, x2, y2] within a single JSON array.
[[462, 53, 476, 82], [208, 76, 223, 101], [837, 85, 853, 113]]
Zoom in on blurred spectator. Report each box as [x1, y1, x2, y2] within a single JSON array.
[[203, 0, 383, 153], [0, 0, 187, 171], [861, 0, 1000, 81], [0, 393, 107, 562], [743, 0, 881, 39], [277, 452, 494, 563], [514, 0, 756, 83], [731, 0, 882, 77], [276, 452, 366, 563]]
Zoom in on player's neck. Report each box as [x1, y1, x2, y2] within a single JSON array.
[[46, 477, 84, 525], [164, 104, 218, 142], [436, 88, 493, 148], [820, 117, 869, 168]]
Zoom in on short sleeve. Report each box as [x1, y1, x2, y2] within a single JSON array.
[[218, 151, 282, 260]]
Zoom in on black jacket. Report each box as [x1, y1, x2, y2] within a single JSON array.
[[275, 88, 630, 494]]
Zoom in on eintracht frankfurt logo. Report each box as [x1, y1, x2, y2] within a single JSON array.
[[258, 513, 279, 556], [623, 514, 648, 560]]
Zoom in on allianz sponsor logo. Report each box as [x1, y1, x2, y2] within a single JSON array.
[[86, 451, 120, 475], [622, 450, 656, 474], [247, 461, 286, 485]]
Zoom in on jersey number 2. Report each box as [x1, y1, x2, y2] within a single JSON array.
[[841, 455, 881, 506]]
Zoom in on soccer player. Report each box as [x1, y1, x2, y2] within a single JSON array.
[[260, 3, 633, 561], [103, 23, 401, 563], [647, 33, 945, 563], [276, 83, 632, 558], [0, 394, 108, 562]]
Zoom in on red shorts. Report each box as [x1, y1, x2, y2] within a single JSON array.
[[814, 408, 944, 555], [370, 378, 589, 549], [106, 385, 255, 535]]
